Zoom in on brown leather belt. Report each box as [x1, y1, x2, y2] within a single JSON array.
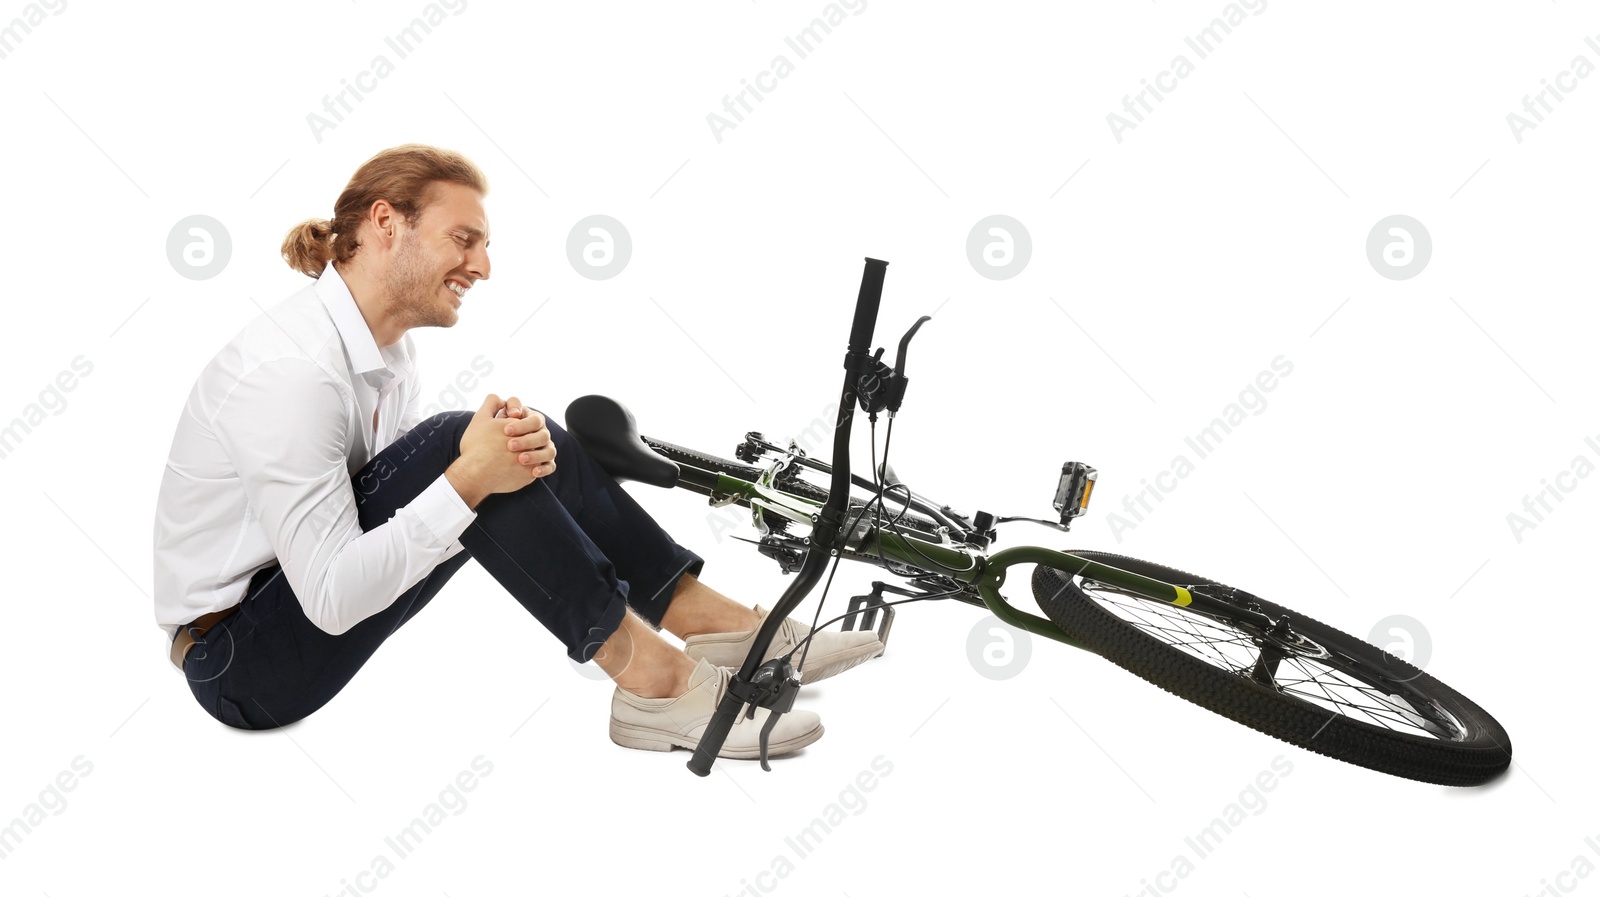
[[170, 606, 240, 671]]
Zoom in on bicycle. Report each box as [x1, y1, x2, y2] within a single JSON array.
[[563, 257, 1513, 786]]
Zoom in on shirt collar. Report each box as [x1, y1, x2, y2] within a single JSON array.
[[316, 260, 409, 388]]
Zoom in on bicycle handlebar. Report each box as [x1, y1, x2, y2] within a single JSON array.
[[849, 258, 889, 353], [687, 256, 889, 776]]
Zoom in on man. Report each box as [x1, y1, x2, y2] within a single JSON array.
[[151, 143, 881, 759]]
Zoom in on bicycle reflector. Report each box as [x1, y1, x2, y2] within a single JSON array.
[[1053, 462, 1098, 528]]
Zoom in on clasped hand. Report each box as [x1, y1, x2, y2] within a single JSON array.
[[494, 395, 556, 477]]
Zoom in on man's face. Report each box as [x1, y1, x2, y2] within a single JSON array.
[[382, 181, 491, 330]]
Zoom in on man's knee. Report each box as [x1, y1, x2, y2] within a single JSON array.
[[417, 409, 476, 432], [408, 407, 567, 463], [401, 410, 474, 457]]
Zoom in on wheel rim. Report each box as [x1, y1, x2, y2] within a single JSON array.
[[1077, 578, 1469, 743]]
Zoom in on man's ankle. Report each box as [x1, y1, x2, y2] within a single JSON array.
[[619, 660, 694, 700], [681, 607, 762, 642]]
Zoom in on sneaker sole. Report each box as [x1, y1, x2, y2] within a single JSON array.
[[610, 721, 825, 760], [793, 641, 884, 684]]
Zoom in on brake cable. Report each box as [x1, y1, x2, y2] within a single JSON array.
[[792, 410, 975, 678]]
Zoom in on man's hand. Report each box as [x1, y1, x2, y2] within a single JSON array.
[[445, 395, 560, 511], [497, 395, 556, 477]]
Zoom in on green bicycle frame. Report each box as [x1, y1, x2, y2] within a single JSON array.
[[707, 474, 1266, 651]]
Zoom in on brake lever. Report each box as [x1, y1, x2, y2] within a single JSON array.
[[742, 656, 804, 771], [893, 315, 930, 377], [856, 315, 931, 416]]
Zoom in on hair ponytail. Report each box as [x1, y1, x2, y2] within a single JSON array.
[[280, 217, 336, 279]]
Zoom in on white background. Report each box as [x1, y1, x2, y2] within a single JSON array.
[[1, 1, 1592, 894]]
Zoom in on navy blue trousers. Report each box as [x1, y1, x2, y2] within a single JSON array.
[[180, 408, 704, 730]]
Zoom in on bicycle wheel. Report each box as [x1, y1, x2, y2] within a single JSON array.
[[1031, 551, 1512, 786], [644, 437, 946, 540]]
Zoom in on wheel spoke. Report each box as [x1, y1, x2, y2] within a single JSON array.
[[1078, 580, 1463, 742], [1093, 590, 1265, 677]]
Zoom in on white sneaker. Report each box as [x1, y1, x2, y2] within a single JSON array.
[[683, 605, 883, 684], [610, 657, 824, 759]]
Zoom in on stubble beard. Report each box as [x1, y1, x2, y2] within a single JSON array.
[[384, 229, 456, 330]]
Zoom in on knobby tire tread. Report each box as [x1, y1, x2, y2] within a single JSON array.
[[1031, 550, 1512, 786]]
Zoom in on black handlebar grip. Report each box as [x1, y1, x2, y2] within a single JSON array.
[[848, 258, 889, 354], [686, 684, 747, 776]]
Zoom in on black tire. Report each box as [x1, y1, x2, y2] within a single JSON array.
[[643, 437, 945, 540], [1031, 551, 1512, 786]]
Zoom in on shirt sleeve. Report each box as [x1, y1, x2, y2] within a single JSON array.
[[212, 358, 476, 636]]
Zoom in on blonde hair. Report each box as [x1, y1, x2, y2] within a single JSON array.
[[281, 143, 489, 278]]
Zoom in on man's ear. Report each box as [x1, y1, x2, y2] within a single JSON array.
[[367, 200, 399, 248]]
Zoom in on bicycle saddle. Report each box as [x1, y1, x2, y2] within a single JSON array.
[[563, 394, 681, 489]]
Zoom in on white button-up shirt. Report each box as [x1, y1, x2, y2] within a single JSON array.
[[152, 260, 476, 649]]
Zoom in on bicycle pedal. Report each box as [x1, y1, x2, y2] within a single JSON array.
[[845, 582, 901, 653]]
